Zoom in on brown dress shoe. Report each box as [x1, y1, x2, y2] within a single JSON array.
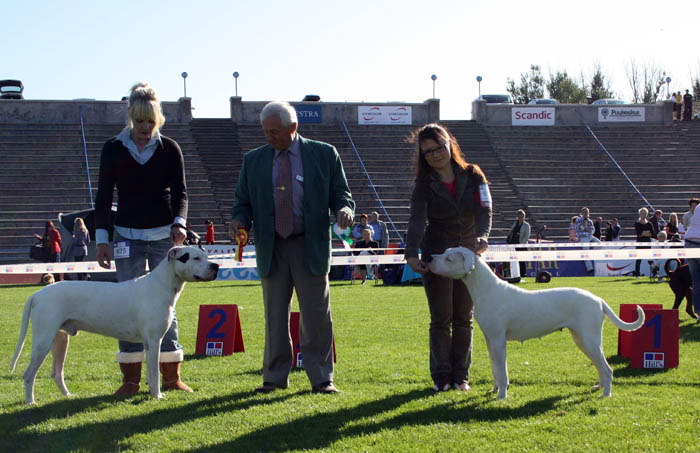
[[312, 382, 339, 394]]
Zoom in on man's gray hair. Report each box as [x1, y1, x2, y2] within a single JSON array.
[[260, 101, 298, 127]]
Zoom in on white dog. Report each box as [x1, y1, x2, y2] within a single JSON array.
[[11, 246, 219, 405], [428, 247, 644, 398]]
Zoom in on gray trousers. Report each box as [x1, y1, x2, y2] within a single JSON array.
[[260, 235, 334, 387], [422, 271, 474, 384]]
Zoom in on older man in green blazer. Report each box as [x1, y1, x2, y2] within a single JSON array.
[[229, 101, 354, 394]]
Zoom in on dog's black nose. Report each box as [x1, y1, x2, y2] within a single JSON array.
[[426, 255, 433, 263]]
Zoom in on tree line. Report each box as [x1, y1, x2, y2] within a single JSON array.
[[506, 62, 700, 105]]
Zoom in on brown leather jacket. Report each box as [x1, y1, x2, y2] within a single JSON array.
[[405, 164, 491, 260]]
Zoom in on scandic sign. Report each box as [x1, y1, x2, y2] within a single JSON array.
[[358, 106, 412, 125], [511, 108, 555, 126]]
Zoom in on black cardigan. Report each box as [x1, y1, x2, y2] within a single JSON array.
[[95, 135, 188, 231]]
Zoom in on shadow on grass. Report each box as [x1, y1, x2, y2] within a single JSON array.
[[3, 390, 298, 452], [188, 390, 569, 452], [2, 387, 571, 452], [680, 322, 700, 342]]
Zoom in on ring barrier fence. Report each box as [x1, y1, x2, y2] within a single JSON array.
[[5, 242, 699, 274]]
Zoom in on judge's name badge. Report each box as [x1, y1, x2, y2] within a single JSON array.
[[114, 241, 131, 259]]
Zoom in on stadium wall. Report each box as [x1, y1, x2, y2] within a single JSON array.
[[230, 96, 440, 125], [472, 99, 675, 126], [0, 97, 192, 124]]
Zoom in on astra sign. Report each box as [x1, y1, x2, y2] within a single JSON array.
[[512, 108, 555, 126]]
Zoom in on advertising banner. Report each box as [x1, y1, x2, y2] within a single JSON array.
[[292, 104, 322, 124], [511, 108, 555, 126], [358, 106, 412, 125], [598, 107, 645, 122]]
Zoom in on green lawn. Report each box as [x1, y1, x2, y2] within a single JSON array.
[[1, 277, 698, 452]]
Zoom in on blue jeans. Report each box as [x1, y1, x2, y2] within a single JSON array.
[[114, 232, 182, 353], [578, 236, 600, 272], [685, 241, 700, 315]]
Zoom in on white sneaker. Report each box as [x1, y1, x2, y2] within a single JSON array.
[[453, 381, 471, 391], [433, 383, 451, 392]]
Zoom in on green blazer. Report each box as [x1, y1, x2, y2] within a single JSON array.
[[232, 135, 355, 277]]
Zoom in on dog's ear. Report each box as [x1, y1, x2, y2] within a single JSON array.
[[168, 247, 178, 261], [459, 248, 475, 275], [177, 252, 190, 264]]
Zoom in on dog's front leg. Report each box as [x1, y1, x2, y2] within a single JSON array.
[[50, 330, 71, 397], [144, 341, 163, 399], [486, 335, 509, 399]]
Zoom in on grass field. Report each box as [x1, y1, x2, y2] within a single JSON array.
[[1, 277, 699, 452]]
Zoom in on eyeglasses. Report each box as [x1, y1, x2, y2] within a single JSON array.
[[421, 142, 449, 157]]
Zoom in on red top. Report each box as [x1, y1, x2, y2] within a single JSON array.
[[205, 224, 215, 243], [48, 228, 62, 254], [442, 179, 456, 198]]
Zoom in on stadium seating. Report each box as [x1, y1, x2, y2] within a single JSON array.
[[1, 118, 699, 264]]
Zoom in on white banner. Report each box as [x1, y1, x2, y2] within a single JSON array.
[[358, 106, 412, 125], [598, 107, 645, 122], [5, 244, 698, 274], [512, 108, 555, 126]]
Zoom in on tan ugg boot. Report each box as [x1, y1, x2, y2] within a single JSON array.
[[114, 362, 142, 396], [160, 362, 193, 392]]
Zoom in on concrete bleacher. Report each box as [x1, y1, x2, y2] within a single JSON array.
[[0, 123, 218, 264], [483, 122, 700, 240], [2, 117, 699, 265]]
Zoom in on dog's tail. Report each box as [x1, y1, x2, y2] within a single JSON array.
[[601, 301, 645, 331], [10, 295, 33, 373]]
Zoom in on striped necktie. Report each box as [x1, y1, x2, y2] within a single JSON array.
[[275, 149, 293, 238]]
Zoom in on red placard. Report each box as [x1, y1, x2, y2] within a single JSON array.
[[629, 309, 679, 369], [617, 304, 662, 358], [195, 304, 244, 356], [290, 311, 336, 368]]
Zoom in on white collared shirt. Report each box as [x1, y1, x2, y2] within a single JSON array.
[[116, 127, 163, 165]]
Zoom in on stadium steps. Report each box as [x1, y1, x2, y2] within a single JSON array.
[[484, 123, 700, 240]]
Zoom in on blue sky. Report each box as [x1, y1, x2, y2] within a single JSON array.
[[3, 0, 699, 119]]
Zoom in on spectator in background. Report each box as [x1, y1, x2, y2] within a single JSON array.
[[666, 212, 681, 241], [683, 89, 694, 121], [604, 221, 614, 241], [610, 218, 622, 241], [205, 219, 215, 245], [42, 220, 62, 280], [369, 211, 389, 250], [649, 209, 666, 237], [683, 198, 700, 323], [506, 209, 530, 278], [352, 214, 374, 240], [72, 217, 90, 280], [675, 91, 682, 120], [682, 197, 699, 231], [568, 216, 579, 242], [634, 207, 655, 278], [95, 82, 191, 396], [575, 207, 600, 273], [405, 123, 491, 392], [353, 227, 379, 285], [593, 216, 603, 240]]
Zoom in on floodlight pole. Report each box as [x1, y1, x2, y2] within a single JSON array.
[[431, 74, 437, 98], [181, 72, 188, 98], [476, 75, 482, 98], [233, 71, 240, 96]]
